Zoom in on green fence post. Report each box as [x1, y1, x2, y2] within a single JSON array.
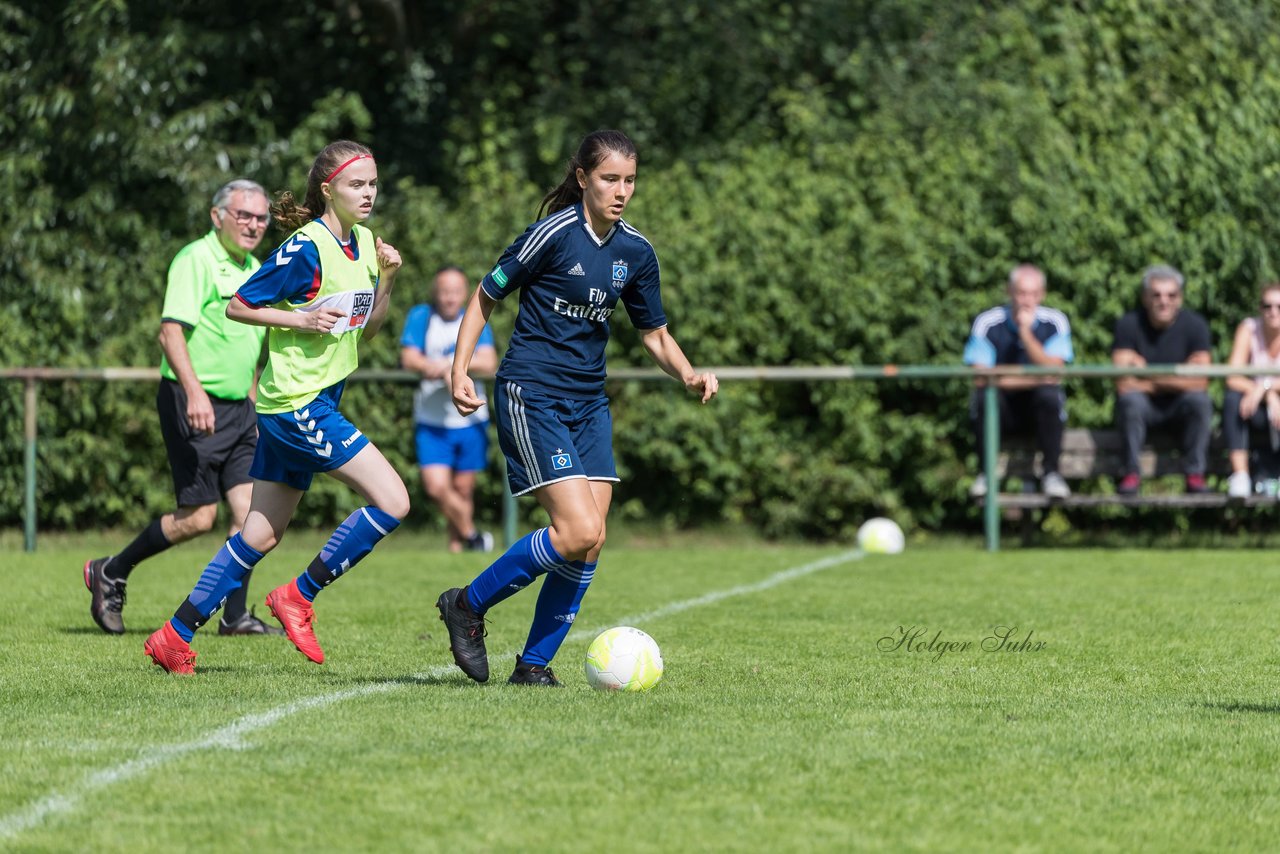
[[983, 381, 999, 552], [24, 377, 38, 552]]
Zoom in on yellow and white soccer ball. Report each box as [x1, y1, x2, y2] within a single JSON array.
[[857, 517, 905, 555], [584, 626, 664, 692]]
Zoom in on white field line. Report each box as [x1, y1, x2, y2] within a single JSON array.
[[0, 548, 862, 840]]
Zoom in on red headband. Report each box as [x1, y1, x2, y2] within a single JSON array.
[[324, 154, 374, 184]]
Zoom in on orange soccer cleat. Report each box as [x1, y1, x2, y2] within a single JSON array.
[[265, 580, 325, 664], [144, 622, 197, 675]]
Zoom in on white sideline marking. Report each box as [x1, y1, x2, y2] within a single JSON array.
[[0, 549, 861, 840]]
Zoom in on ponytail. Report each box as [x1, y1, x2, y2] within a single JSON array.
[[270, 140, 375, 232], [537, 161, 584, 219], [537, 130, 638, 219]]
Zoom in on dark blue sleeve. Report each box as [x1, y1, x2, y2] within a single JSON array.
[[479, 219, 559, 301], [236, 237, 322, 307], [621, 249, 667, 331]]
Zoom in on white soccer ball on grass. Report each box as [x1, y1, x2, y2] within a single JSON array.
[[584, 626, 664, 692], [857, 517, 905, 555]]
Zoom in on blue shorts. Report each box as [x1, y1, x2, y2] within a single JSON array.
[[495, 380, 618, 497], [415, 422, 489, 472], [250, 386, 370, 491]]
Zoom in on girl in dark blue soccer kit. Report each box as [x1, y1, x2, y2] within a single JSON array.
[[436, 129, 718, 685]]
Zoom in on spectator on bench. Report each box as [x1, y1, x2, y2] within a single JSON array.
[[1223, 282, 1280, 498], [965, 263, 1073, 500], [1111, 264, 1212, 495]]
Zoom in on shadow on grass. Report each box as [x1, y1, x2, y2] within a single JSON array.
[[61, 626, 152, 636], [306, 671, 480, 689], [1200, 701, 1280, 715]]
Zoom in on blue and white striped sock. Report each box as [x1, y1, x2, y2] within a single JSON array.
[[465, 527, 565, 614], [170, 533, 264, 642], [520, 560, 596, 666], [296, 506, 401, 601]]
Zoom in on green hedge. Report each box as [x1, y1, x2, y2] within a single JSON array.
[[7, 0, 1280, 537]]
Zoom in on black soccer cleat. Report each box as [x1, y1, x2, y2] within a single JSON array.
[[436, 587, 489, 682], [218, 607, 287, 636], [84, 556, 127, 635], [508, 655, 562, 687]]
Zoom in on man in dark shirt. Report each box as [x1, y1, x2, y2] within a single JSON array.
[[1111, 265, 1212, 494]]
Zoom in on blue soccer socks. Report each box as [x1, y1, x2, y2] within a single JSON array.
[[520, 560, 596, 666], [171, 533, 265, 642], [296, 506, 401, 601], [465, 527, 566, 614]]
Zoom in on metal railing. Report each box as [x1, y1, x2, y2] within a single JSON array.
[[5, 363, 1275, 553]]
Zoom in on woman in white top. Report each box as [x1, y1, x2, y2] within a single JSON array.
[[1224, 282, 1280, 497]]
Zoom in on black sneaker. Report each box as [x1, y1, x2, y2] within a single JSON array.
[[508, 655, 561, 686], [218, 607, 287, 636], [465, 530, 495, 553], [436, 587, 489, 682], [83, 556, 126, 635]]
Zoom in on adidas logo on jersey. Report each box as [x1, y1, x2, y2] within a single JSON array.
[[567, 262, 586, 276]]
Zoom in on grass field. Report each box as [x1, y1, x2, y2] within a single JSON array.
[[3, 531, 1280, 851]]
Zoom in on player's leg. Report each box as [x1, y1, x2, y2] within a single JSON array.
[[260, 439, 408, 664], [289, 440, 409, 601], [509, 395, 619, 683], [214, 405, 282, 634], [216, 480, 285, 635], [456, 383, 594, 611], [145, 479, 302, 673], [436, 477, 597, 683], [437, 381, 580, 682], [146, 403, 315, 671], [179, 480, 301, 633], [509, 480, 612, 686]]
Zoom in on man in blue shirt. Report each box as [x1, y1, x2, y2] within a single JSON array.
[[964, 264, 1074, 499], [400, 265, 498, 552]]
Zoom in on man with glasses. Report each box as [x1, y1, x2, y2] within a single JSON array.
[[82, 179, 285, 637], [1111, 264, 1213, 495]]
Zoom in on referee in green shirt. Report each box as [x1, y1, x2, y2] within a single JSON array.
[[83, 179, 284, 637]]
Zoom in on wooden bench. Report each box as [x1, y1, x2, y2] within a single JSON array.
[[986, 428, 1279, 509]]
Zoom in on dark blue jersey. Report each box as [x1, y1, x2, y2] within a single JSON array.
[[963, 305, 1074, 367], [479, 202, 667, 397]]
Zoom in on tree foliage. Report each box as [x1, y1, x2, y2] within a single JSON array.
[[5, 0, 1280, 537]]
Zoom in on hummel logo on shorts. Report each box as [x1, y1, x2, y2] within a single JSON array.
[[568, 262, 586, 276]]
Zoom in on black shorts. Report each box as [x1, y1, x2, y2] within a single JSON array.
[[156, 379, 258, 507]]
